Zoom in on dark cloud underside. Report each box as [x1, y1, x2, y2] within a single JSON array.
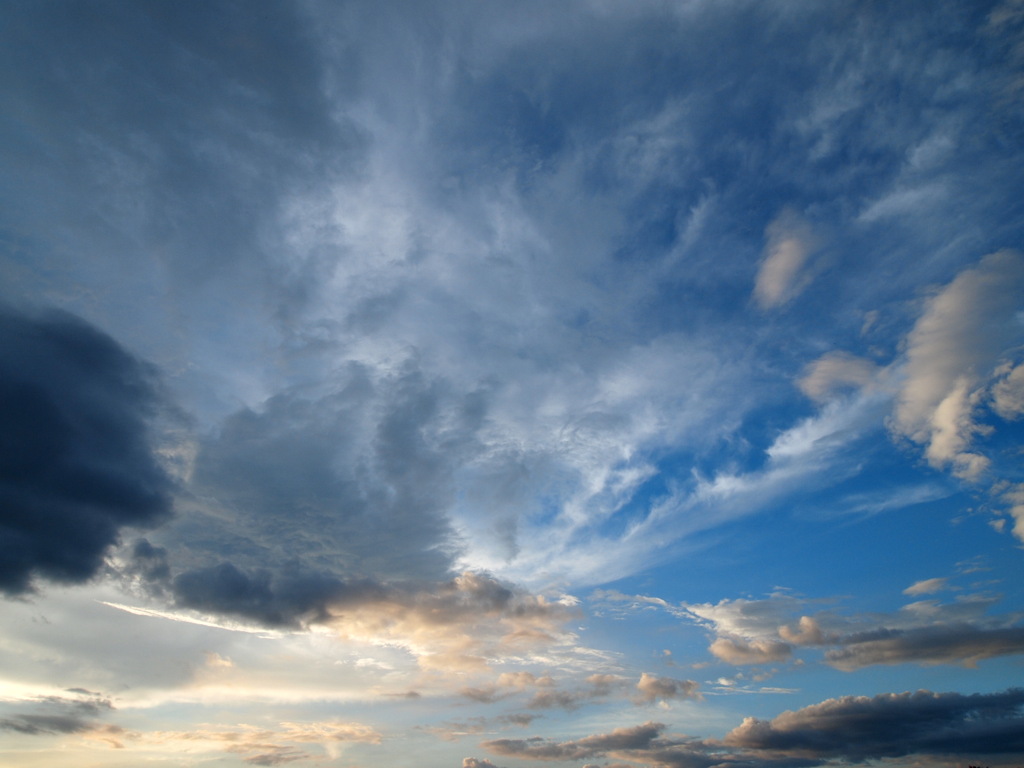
[[0, 308, 173, 594]]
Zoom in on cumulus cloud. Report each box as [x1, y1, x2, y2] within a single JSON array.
[[754, 209, 820, 309], [777, 616, 827, 646], [683, 593, 804, 665], [724, 688, 1024, 760], [634, 673, 701, 704], [892, 250, 1024, 481], [0, 308, 175, 596]]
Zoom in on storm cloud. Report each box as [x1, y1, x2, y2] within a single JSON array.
[[0, 308, 174, 595], [724, 688, 1024, 760]]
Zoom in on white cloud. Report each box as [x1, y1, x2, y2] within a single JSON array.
[[798, 352, 880, 402], [992, 361, 1024, 420], [903, 578, 949, 596], [892, 249, 1024, 481], [1000, 483, 1024, 543], [754, 209, 820, 309]]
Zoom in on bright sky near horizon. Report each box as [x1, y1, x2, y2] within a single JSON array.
[[2, 2, 1024, 767]]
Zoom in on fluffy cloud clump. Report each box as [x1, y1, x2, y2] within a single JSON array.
[[893, 250, 1024, 481], [798, 250, 1024, 536]]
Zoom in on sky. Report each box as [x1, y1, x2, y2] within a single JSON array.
[[1, 1, 1024, 767]]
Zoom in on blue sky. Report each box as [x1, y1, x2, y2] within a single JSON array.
[[2, 1, 1024, 766]]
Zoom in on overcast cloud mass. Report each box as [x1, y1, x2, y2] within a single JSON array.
[[1, 1, 1023, 766]]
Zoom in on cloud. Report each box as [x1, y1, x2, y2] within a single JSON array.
[[463, 759, 503, 768], [798, 352, 880, 402], [754, 209, 820, 309], [0, 308, 175, 596], [321, 571, 579, 673], [796, 251, 1024, 537], [0, 691, 116, 738], [892, 249, 1024, 481], [484, 721, 663, 761], [133, 719, 380, 765], [778, 616, 827, 646], [527, 674, 624, 711], [634, 673, 701, 704], [479, 688, 1024, 768], [709, 637, 792, 666], [461, 671, 555, 705], [171, 562, 370, 628], [244, 750, 309, 766], [724, 688, 1024, 760], [640, 588, 1024, 671], [154, 563, 579, 671], [277, 720, 382, 744], [0, 713, 100, 736], [1001, 483, 1024, 542], [170, 363, 476, 589], [992, 361, 1024, 420], [824, 625, 1024, 671], [904, 578, 949, 596]]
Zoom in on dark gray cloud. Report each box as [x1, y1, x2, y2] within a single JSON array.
[[121, 359, 502, 629], [0, 308, 174, 595], [0, 0, 354, 282], [0, 714, 95, 736], [243, 749, 310, 766], [483, 689, 1024, 767], [724, 688, 1024, 760], [0, 692, 115, 737], [170, 562, 381, 628], [166, 363, 480, 583], [825, 624, 1024, 670]]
